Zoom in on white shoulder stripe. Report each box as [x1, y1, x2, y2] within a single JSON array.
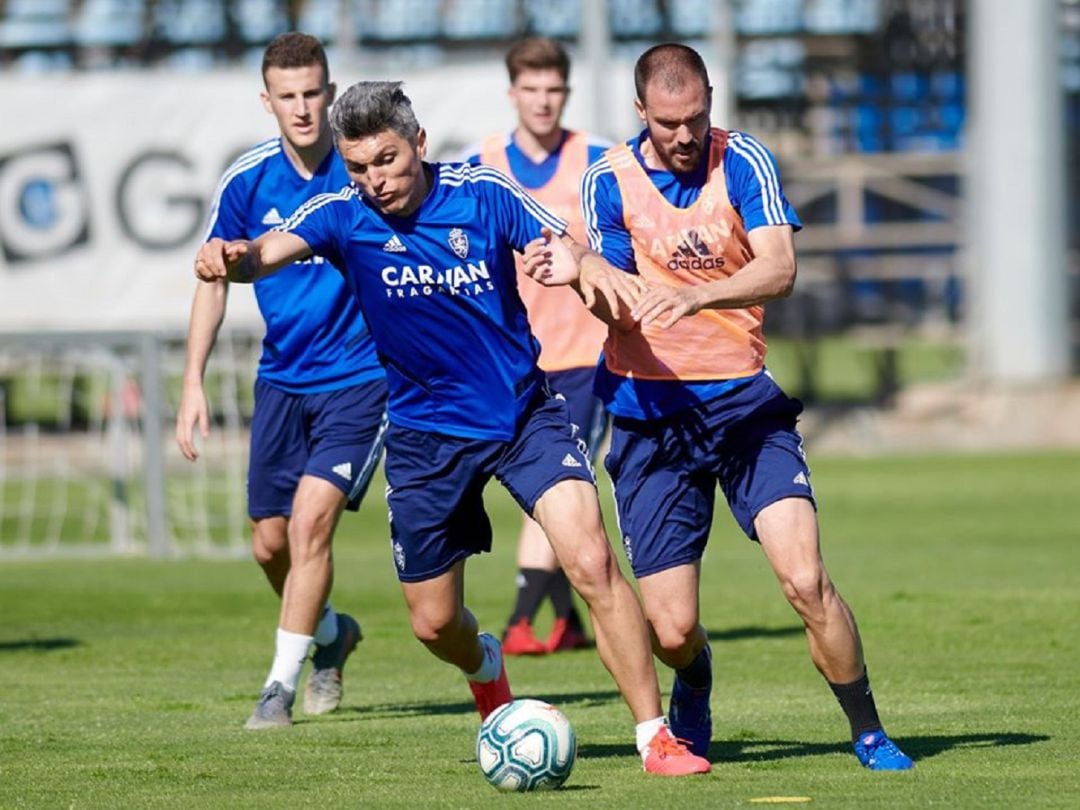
[[727, 132, 785, 225], [202, 138, 281, 241], [580, 156, 614, 252], [439, 163, 566, 232], [275, 185, 357, 232]]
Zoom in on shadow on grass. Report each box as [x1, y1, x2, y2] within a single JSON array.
[[339, 689, 624, 720], [0, 637, 80, 652], [579, 732, 1049, 765], [707, 625, 804, 642]]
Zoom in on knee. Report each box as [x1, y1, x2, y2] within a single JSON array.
[[408, 603, 460, 646], [250, 525, 286, 568], [779, 568, 830, 617], [647, 611, 699, 658], [286, 508, 335, 559], [558, 541, 614, 600]]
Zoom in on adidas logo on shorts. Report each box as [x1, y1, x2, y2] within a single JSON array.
[[792, 471, 808, 486], [333, 462, 353, 480], [561, 453, 582, 468]]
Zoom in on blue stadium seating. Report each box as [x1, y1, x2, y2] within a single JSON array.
[[0, 0, 72, 49], [154, 0, 227, 45], [523, 0, 579, 38], [73, 0, 144, 48], [442, 0, 516, 40], [368, 0, 441, 41], [234, 0, 289, 44]]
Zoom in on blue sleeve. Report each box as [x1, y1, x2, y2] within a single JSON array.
[[580, 157, 636, 273], [275, 190, 351, 269], [471, 165, 567, 251], [724, 132, 802, 232], [204, 171, 248, 242], [585, 142, 610, 164]]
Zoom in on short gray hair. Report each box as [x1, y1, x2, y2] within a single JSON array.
[[330, 81, 420, 144]]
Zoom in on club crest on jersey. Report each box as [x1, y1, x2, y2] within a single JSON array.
[[448, 227, 469, 259]]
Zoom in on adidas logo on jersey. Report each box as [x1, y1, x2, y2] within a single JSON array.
[[383, 234, 406, 253], [333, 462, 353, 480], [261, 207, 284, 225], [561, 453, 582, 468], [793, 471, 808, 486]]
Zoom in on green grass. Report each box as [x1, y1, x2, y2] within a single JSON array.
[[1, 451, 1078, 807]]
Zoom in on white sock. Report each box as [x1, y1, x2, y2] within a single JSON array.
[[264, 628, 313, 692], [465, 634, 501, 683], [635, 716, 667, 759], [313, 603, 338, 647]]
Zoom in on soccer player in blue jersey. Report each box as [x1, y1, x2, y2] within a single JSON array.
[[538, 42, 913, 771], [177, 33, 387, 730], [461, 37, 610, 657], [193, 80, 711, 776]]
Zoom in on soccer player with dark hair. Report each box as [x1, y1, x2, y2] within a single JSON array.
[[530, 42, 913, 771], [194, 80, 710, 777], [177, 32, 386, 730], [461, 37, 609, 656]]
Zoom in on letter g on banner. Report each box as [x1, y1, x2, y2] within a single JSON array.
[[0, 142, 89, 264]]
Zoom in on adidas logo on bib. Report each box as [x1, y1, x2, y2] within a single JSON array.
[[561, 454, 582, 468], [333, 462, 353, 480]]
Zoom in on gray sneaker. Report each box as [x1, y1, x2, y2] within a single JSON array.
[[244, 681, 295, 730], [304, 613, 362, 715]]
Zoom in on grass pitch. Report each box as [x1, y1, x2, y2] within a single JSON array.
[[1, 450, 1078, 808]]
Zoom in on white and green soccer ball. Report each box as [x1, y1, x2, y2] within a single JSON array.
[[476, 698, 576, 792]]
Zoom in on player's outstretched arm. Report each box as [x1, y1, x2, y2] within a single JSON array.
[[521, 228, 645, 328], [194, 232, 313, 284], [176, 281, 228, 461]]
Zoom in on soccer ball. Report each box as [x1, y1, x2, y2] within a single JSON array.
[[476, 698, 576, 792]]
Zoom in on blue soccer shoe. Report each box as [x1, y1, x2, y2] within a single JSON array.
[[853, 730, 914, 770]]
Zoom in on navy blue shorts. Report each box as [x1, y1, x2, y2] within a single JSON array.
[[248, 377, 388, 519], [604, 372, 815, 578], [384, 387, 596, 583], [546, 366, 609, 463]]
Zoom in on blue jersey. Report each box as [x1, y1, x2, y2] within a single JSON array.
[[205, 138, 383, 394], [580, 130, 802, 419], [279, 162, 567, 441], [461, 129, 610, 188]]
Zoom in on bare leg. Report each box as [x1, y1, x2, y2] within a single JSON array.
[[755, 497, 864, 683], [251, 516, 289, 597], [636, 562, 707, 670], [399, 559, 484, 672], [532, 479, 662, 722], [278, 475, 347, 635], [516, 515, 559, 569]]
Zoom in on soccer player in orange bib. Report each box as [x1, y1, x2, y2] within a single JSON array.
[[463, 37, 609, 656], [529, 43, 913, 771]]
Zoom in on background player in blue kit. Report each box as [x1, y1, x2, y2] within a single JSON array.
[[462, 37, 609, 656], [193, 80, 710, 777], [533, 42, 913, 771], [177, 33, 387, 730]]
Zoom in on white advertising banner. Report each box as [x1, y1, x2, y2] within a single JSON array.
[[0, 63, 635, 332]]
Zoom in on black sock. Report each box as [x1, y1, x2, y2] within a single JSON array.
[[508, 568, 552, 625], [676, 645, 712, 690], [828, 670, 883, 741], [547, 569, 586, 631]]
